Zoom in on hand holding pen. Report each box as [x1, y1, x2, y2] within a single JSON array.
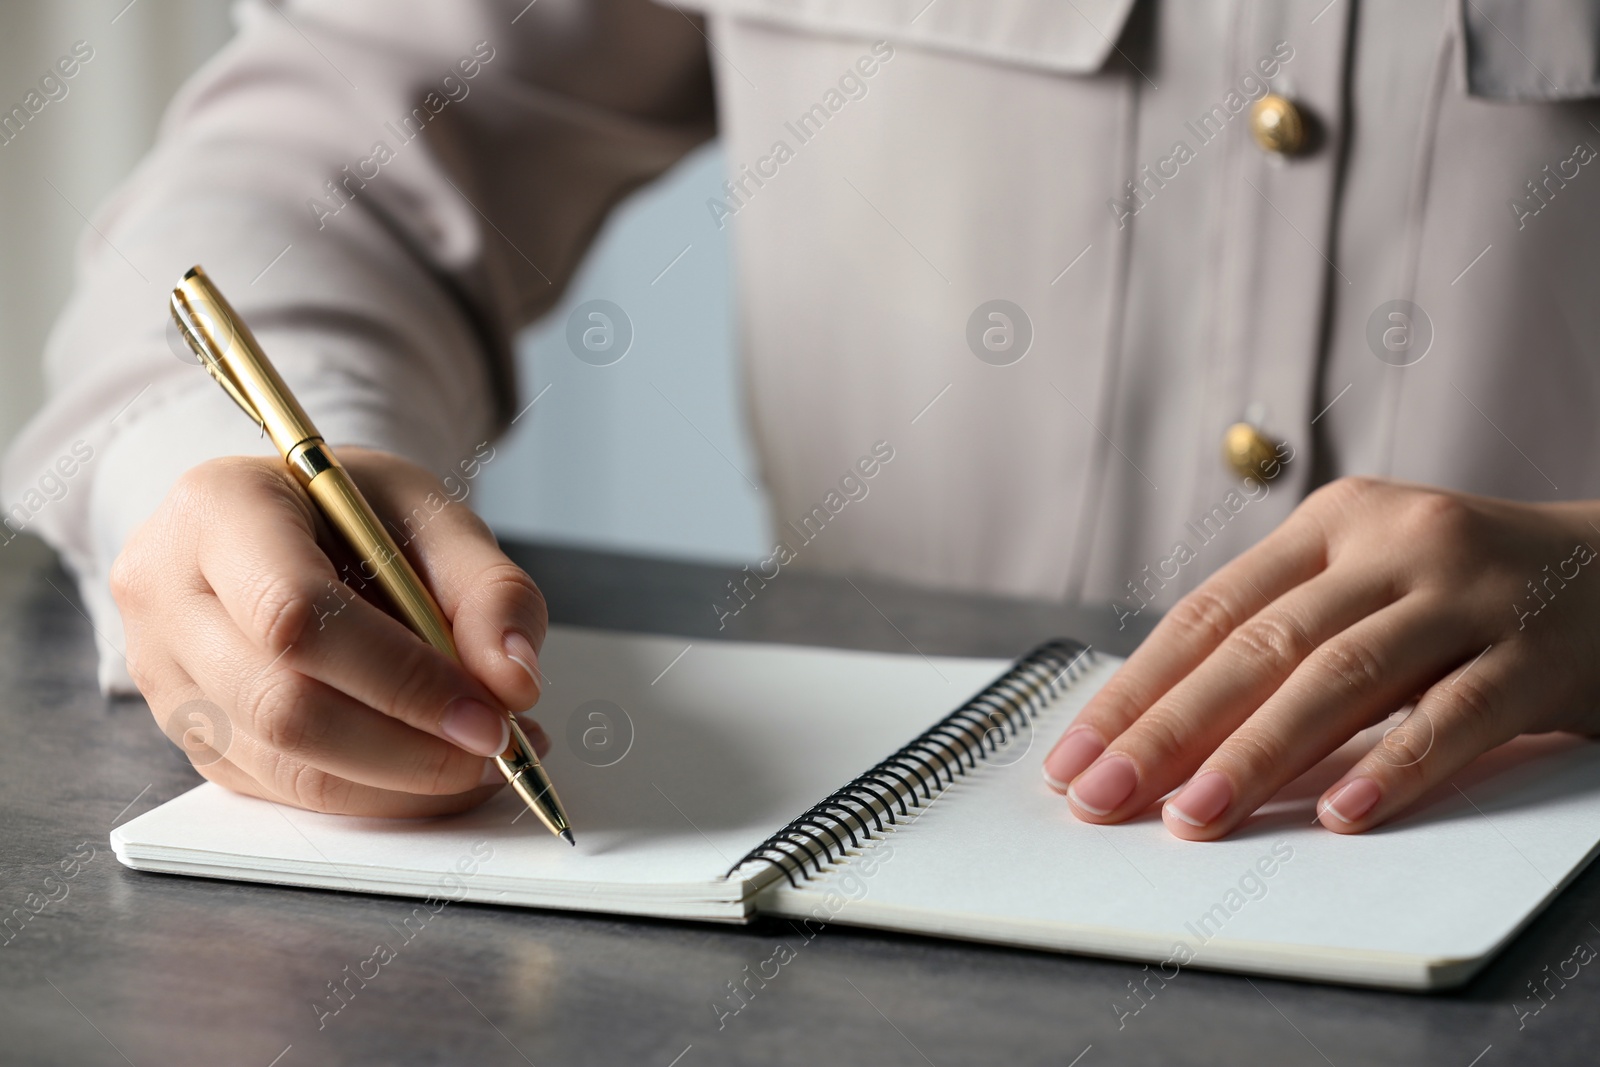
[[109, 267, 571, 835]]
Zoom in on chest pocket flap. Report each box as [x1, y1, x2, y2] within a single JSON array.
[[1462, 0, 1600, 101], [671, 0, 1138, 75]]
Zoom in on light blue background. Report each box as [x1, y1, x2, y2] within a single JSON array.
[[473, 143, 772, 564]]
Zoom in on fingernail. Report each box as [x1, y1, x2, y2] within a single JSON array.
[[1043, 727, 1105, 791], [1069, 755, 1138, 816], [479, 759, 506, 787], [1165, 770, 1233, 828], [441, 698, 510, 757], [503, 632, 542, 692], [1321, 777, 1381, 824]]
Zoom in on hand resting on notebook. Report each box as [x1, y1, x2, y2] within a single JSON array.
[[1044, 476, 1600, 841], [109, 448, 551, 817]]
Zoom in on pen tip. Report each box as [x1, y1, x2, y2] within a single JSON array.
[[560, 829, 575, 847]]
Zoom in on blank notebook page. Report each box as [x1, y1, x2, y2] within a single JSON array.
[[761, 655, 1600, 988], [112, 626, 1010, 920]]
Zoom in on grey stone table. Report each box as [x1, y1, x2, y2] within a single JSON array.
[[1, 534, 1595, 1066]]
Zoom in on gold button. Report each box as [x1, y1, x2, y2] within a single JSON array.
[[1250, 93, 1306, 155], [1222, 422, 1284, 483]]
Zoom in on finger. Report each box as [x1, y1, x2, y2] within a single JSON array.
[[147, 674, 233, 767], [1043, 511, 1328, 785], [193, 491, 514, 761], [1315, 643, 1527, 833], [172, 594, 506, 794], [224, 719, 549, 818], [193, 737, 505, 818], [421, 517, 548, 713], [346, 457, 548, 714], [148, 677, 507, 815], [1059, 565, 1391, 821], [1161, 592, 1478, 839]]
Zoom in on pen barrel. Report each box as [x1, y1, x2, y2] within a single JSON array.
[[172, 265, 572, 841], [294, 445, 458, 661], [172, 267, 321, 453], [301, 446, 571, 837]]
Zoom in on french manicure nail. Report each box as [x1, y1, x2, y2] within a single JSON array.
[[1043, 727, 1106, 791], [1165, 770, 1233, 828], [1069, 755, 1138, 816], [441, 698, 510, 757], [1322, 777, 1381, 824], [504, 631, 541, 691]]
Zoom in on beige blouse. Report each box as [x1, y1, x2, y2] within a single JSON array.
[[5, 0, 1599, 691]]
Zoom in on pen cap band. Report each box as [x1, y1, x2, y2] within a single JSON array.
[[170, 266, 321, 453], [288, 440, 338, 486]]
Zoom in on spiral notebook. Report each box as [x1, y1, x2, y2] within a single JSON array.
[[112, 625, 1600, 990]]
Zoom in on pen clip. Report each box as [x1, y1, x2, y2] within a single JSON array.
[[169, 279, 266, 433]]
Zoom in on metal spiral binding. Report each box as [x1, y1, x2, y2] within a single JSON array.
[[725, 639, 1093, 887]]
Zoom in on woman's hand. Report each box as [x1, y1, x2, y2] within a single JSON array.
[[1043, 476, 1600, 839], [111, 448, 550, 817]]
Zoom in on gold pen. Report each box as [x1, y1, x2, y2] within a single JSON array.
[[170, 265, 574, 844]]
